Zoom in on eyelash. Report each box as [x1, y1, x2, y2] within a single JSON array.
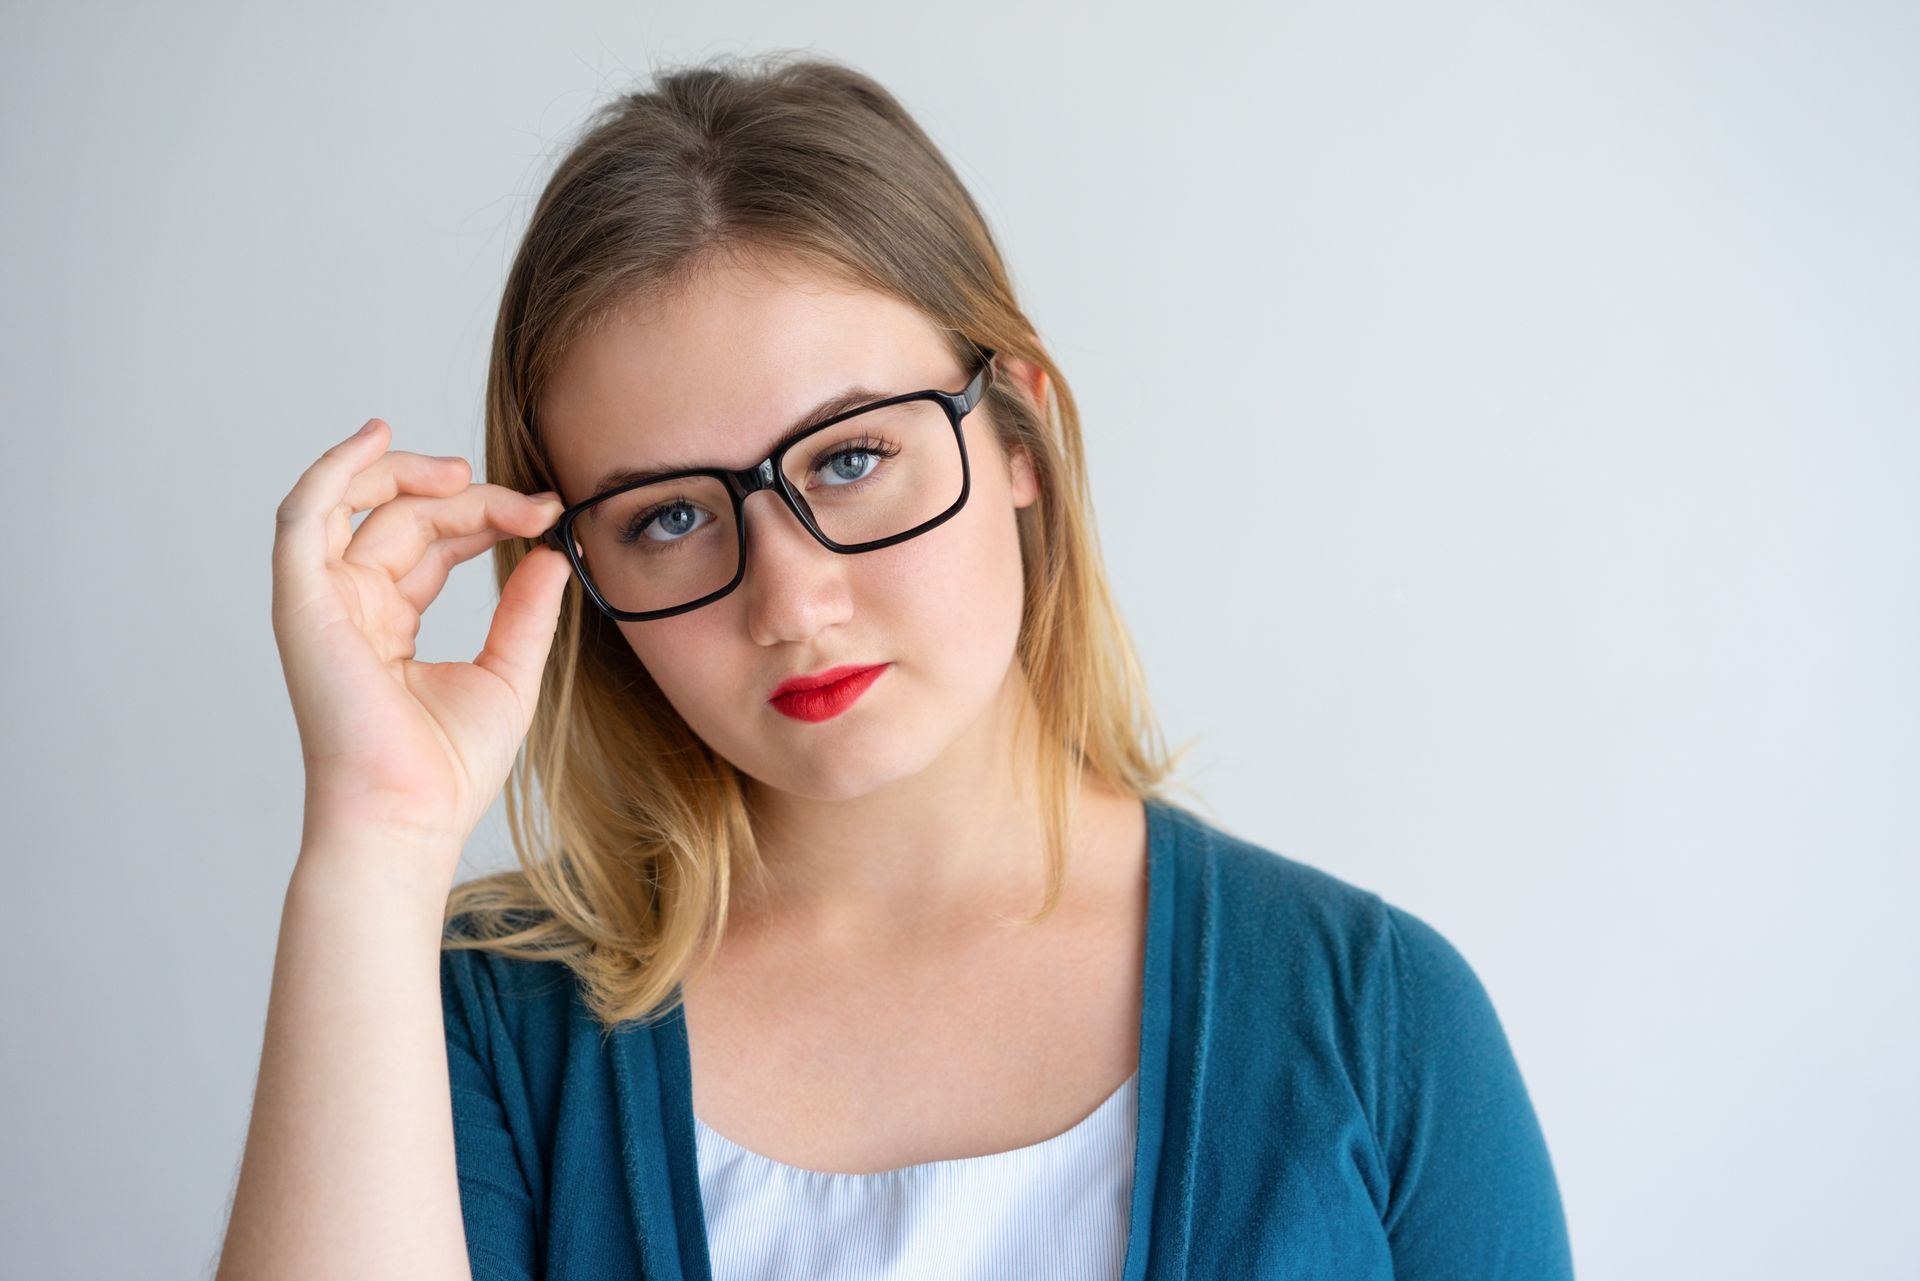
[[615, 435, 903, 548]]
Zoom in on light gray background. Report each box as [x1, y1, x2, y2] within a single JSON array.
[[3, 3, 1914, 1278]]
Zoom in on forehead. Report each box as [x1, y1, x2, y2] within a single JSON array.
[[538, 254, 953, 504]]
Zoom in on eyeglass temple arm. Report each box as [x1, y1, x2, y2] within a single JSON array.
[[958, 348, 997, 413]]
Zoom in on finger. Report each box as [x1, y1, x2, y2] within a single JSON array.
[[389, 525, 515, 617], [471, 545, 576, 721], [273, 419, 472, 589], [330, 452, 476, 562], [343, 484, 563, 585], [339, 451, 472, 521], [274, 418, 395, 589]]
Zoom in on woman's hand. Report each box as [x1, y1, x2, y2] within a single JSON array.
[[270, 417, 572, 869]]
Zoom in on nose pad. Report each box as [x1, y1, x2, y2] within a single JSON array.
[[738, 482, 819, 563], [738, 459, 814, 549]]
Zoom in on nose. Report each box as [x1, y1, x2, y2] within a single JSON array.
[[736, 486, 853, 645]]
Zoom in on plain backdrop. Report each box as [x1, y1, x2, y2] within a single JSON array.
[[2, 2, 1914, 1278]]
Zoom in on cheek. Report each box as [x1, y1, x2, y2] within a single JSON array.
[[616, 614, 737, 716], [867, 473, 1027, 658]]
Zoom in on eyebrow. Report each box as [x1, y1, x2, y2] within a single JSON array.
[[588, 384, 895, 498]]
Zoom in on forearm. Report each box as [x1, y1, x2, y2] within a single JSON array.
[[217, 840, 470, 1281]]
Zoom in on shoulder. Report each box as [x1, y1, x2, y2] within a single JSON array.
[[440, 911, 583, 1060], [1152, 804, 1570, 1273], [1158, 798, 1404, 961], [1155, 800, 1487, 1045]]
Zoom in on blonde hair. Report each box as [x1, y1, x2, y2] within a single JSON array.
[[442, 50, 1199, 1029]]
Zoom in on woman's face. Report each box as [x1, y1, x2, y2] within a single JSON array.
[[538, 252, 1040, 802]]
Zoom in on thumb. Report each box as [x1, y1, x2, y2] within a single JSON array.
[[471, 545, 573, 716]]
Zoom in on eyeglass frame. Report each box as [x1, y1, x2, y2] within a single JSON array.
[[539, 347, 999, 622]]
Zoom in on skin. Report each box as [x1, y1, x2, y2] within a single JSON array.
[[220, 245, 1159, 1270], [538, 247, 1149, 1173], [542, 249, 1104, 934]]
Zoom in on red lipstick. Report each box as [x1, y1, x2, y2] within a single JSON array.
[[767, 663, 889, 723]]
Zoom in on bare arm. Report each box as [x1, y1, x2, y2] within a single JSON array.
[[215, 840, 469, 1281], [226, 415, 568, 1277]]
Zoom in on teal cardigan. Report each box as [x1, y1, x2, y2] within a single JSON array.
[[441, 797, 1574, 1278]]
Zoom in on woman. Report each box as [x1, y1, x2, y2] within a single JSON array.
[[221, 53, 1573, 1281]]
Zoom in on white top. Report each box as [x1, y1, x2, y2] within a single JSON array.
[[694, 1070, 1139, 1280]]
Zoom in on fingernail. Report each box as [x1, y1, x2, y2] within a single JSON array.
[[355, 418, 380, 437], [528, 491, 561, 505]]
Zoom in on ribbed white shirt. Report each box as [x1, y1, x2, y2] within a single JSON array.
[[693, 1070, 1139, 1279]]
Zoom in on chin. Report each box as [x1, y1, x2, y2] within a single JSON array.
[[742, 734, 944, 803]]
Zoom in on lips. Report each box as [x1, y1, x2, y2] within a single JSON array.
[[767, 663, 890, 723], [767, 663, 887, 701]]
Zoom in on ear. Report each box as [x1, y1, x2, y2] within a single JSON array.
[[993, 351, 1051, 420], [1007, 442, 1039, 509], [990, 351, 1052, 514], [987, 349, 1046, 511]]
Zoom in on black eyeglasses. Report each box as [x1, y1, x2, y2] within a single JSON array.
[[542, 348, 998, 621]]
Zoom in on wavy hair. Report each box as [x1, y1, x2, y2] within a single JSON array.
[[441, 50, 1199, 1030]]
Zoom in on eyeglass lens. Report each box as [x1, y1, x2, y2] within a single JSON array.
[[564, 398, 963, 616]]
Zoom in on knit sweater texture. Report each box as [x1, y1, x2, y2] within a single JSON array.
[[441, 796, 1575, 1278]]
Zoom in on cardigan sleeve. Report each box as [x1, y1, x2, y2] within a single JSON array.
[[441, 946, 542, 1281], [1376, 903, 1575, 1279]]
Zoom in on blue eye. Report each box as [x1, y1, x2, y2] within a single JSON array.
[[614, 431, 904, 549], [619, 501, 711, 548], [812, 436, 900, 487]]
